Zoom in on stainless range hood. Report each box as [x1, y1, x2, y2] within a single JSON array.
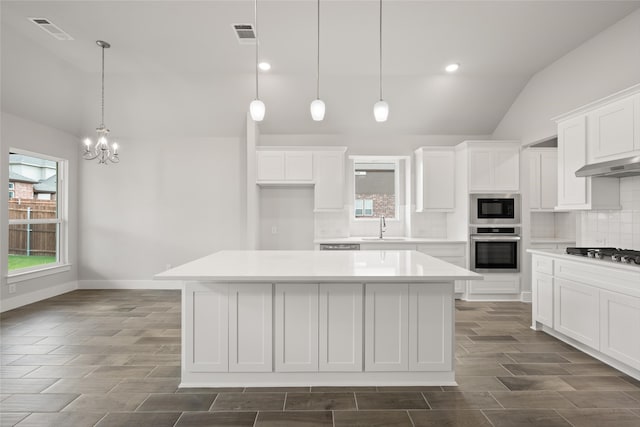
[[575, 155, 640, 178]]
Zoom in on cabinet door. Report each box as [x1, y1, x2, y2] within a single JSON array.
[[185, 283, 229, 372], [529, 152, 541, 210], [314, 151, 345, 210], [257, 151, 285, 181], [557, 116, 588, 207], [408, 283, 453, 371], [285, 151, 313, 181], [600, 290, 640, 370], [539, 151, 558, 210], [275, 284, 318, 372], [468, 150, 493, 192], [532, 272, 553, 328], [553, 278, 599, 348], [319, 283, 363, 372], [422, 150, 455, 210], [365, 283, 409, 371], [493, 148, 520, 192], [589, 97, 636, 162], [228, 283, 273, 372]]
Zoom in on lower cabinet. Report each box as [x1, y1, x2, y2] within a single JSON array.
[[553, 278, 599, 349], [600, 290, 640, 370], [532, 271, 553, 328]]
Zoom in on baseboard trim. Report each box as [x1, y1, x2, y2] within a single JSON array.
[[0, 281, 78, 313], [78, 280, 182, 290], [520, 291, 532, 303]]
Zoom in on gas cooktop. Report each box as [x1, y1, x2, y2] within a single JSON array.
[[566, 247, 640, 265]]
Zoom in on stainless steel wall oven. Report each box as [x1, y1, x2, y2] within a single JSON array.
[[470, 226, 520, 273]]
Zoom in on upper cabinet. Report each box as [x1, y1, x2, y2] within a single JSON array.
[[588, 94, 640, 163], [414, 147, 455, 212], [529, 148, 558, 211], [257, 150, 313, 182], [256, 147, 346, 212], [468, 143, 520, 193], [553, 85, 640, 210]]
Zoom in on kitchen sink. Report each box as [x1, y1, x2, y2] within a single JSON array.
[[361, 237, 408, 241]]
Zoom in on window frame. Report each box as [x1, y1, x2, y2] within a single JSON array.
[[351, 156, 400, 221], [7, 148, 70, 283]]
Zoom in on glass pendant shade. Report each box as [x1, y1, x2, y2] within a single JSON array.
[[310, 99, 325, 121], [373, 100, 389, 122], [250, 99, 266, 121]]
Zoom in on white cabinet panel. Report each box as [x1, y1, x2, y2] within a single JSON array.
[[319, 283, 363, 372], [494, 149, 520, 192], [557, 116, 588, 208], [529, 152, 541, 210], [285, 151, 313, 181], [468, 274, 520, 295], [257, 151, 285, 181], [415, 148, 455, 211], [553, 278, 599, 348], [469, 147, 519, 192], [229, 283, 273, 372], [365, 283, 409, 371], [589, 97, 637, 162], [532, 272, 553, 328], [274, 284, 318, 372], [540, 151, 558, 210], [409, 284, 453, 371], [185, 283, 229, 372], [314, 150, 345, 211], [600, 290, 640, 370], [468, 150, 494, 192]]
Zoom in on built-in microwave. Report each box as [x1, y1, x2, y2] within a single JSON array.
[[470, 194, 521, 225]]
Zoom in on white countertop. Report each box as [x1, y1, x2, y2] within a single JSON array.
[[155, 250, 482, 282], [530, 238, 576, 244], [527, 249, 640, 274], [314, 237, 466, 244]]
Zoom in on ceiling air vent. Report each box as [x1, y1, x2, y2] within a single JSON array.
[[232, 24, 256, 45], [29, 18, 74, 40]]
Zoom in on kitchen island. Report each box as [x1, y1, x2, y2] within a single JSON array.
[[155, 250, 482, 387]]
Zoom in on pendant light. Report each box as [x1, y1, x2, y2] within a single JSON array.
[[310, 0, 325, 121], [249, 0, 265, 121], [83, 40, 120, 164], [373, 0, 389, 122]]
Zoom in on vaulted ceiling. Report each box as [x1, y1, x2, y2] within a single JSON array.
[[2, 1, 639, 139]]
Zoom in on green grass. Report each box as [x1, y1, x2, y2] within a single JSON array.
[[8, 255, 57, 271]]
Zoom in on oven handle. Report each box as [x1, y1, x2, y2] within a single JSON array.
[[470, 235, 521, 241]]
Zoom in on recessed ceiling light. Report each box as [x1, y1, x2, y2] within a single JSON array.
[[445, 63, 460, 73], [258, 62, 271, 71]]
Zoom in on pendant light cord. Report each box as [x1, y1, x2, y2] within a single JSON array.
[[255, 0, 259, 99], [101, 44, 105, 126], [379, 0, 383, 101], [317, 0, 320, 99]]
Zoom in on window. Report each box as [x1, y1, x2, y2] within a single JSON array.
[[354, 160, 398, 219], [8, 150, 67, 276]]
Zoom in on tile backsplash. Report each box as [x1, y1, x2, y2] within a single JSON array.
[[578, 176, 640, 249]]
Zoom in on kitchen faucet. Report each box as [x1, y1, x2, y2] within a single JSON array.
[[379, 216, 386, 239]]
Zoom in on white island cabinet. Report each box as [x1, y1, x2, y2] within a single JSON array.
[[156, 250, 481, 387]]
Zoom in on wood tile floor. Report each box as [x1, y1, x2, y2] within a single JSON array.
[[1, 290, 639, 426]]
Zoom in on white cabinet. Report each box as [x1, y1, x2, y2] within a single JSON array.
[[529, 149, 558, 211], [185, 283, 229, 372], [256, 150, 313, 182], [314, 150, 346, 211], [468, 145, 520, 192], [553, 278, 599, 349], [415, 148, 455, 211], [600, 290, 640, 371], [274, 284, 318, 372], [588, 95, 640, 163], [365, 283, 409, 371], [318, 283, 363, 372], [228, 283, 273, 372], [467, 274, 520, 296], [532, 271, 554, 328], [408, 283, 453, 371]]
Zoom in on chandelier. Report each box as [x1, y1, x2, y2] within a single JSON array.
[[83, 40, 119, 164]]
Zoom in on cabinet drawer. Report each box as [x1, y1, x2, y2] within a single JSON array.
[[417, 244, 465, 257], [468, 276, 520, 294], [533, 256, 553, 275], [555, 259, 640, 292]]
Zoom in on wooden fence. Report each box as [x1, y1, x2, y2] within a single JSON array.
[[8, 200, 57, 257]]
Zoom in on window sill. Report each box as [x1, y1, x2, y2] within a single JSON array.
[[7, 264, 72, 284]]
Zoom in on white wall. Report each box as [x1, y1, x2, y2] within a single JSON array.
[[1, 113, 79, 304], [78, 136, 247, 281], [493, 8, 640, 145]]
